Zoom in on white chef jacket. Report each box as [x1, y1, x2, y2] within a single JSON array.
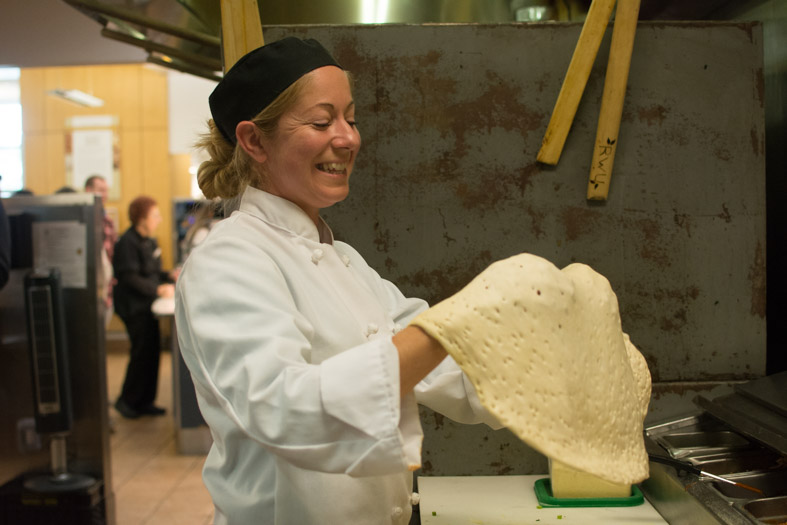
[[175, 186, 499, 525]]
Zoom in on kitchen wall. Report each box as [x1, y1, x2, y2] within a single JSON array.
[[716, 0, 787, 375], [259, 22, 766, 475]]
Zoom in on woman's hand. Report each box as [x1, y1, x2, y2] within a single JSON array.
[[392, 326, 447, 397], [157, 283, 175, 298]]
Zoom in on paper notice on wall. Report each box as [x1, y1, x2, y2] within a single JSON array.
[[71, 128, 115, 188], [65, 115, 121, 200], [32, 221, 87, 289]]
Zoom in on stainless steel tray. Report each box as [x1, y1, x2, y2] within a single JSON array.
[[656, 430, 752, 459], [643, 412, 787, 524], [688, 450, 786, 476], [711, 469, 787, 500], [742, 495, 787, 524], [694, 373, 787, 456]]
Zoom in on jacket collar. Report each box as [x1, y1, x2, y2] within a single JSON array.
[[239, 186, 334, 244], [128, 226, 151, 242]]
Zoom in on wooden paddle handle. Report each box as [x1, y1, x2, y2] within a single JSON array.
[[587, 0, 641, 200], [537, 0, 617, 166], [219, 0, 265, 72]]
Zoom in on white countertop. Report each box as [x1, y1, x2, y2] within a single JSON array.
[[418, 475, 667, 525]]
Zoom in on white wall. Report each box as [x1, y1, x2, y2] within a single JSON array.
[[167, 69, 217, 198], [167, 70, 217, 155]]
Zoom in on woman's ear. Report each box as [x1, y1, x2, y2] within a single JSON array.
[[235, 121, 268, 163]]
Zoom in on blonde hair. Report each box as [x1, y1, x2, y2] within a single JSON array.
[[195, 75, 312, 200]]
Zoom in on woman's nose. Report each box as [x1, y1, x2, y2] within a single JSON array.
[[332, 120, 361, 150]]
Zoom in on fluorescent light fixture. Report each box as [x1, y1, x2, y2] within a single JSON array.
[[48, 89, 105, 108]]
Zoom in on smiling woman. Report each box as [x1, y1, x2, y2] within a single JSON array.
[[236, 66, 360, 222], [174, 37, 504, 525]]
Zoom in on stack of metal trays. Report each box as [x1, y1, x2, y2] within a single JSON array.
[[695, 371, 787, 457], [642, 371, 787, 525]]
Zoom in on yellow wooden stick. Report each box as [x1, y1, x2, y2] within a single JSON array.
[[537, 0, 617, 166], [587, 0, 641, 200], [219, 0, 264, 73]]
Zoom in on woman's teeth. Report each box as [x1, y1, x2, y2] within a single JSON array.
[[317, 163, 346, 174]]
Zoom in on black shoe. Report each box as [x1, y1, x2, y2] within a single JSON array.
[[114, 398, 140, 419], [138, 405, 166, 416]]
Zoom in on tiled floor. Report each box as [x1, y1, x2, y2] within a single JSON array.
[[106, 348, 214, 525]]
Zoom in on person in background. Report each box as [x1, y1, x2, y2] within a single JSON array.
[[175, 38, 502, 524], [180, 202, 220, 261], [84, 175, 117, 326], [112, 196, 177, 419], [54, 186, 76, 194]]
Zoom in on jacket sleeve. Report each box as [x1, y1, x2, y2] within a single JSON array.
[[337, 242, 503, 429], [175, 234, 418, 478]]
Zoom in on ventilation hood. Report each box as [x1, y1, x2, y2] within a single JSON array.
[[60, 0, 737, 81], [62, 0, 538, 81]]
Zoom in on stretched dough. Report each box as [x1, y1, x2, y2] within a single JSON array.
[[411, 253, 650, 486]]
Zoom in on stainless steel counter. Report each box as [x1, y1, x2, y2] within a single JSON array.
[[152, 297, 212, 455], [641, 373, 787, 524]]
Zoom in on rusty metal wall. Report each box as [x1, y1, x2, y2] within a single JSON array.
[[263, 22, 766, 475]]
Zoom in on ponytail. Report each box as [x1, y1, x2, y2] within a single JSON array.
[[195, 120, 254, 199]]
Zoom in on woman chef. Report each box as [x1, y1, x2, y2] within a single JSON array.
[[175, 37, 504, 525]]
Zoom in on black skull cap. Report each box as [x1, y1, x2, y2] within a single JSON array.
[[209, 37, 342, 144]]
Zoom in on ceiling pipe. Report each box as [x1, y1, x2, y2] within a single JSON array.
[[63, 0, 220, 48], [101, 27, 222, 71], [146, 56, 221, 83]]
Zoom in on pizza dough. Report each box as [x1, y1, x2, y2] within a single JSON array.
[[549, 458, 631, 498], [410, 253, 651, 486]]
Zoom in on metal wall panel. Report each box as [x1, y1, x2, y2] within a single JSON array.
[[268, 22, 766, 475], [0, 195, 115, 521]]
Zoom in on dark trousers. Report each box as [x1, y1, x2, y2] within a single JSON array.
[[118, 310, 161, 409]]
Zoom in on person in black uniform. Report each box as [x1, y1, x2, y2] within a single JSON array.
[[112, 195, 177, 418]]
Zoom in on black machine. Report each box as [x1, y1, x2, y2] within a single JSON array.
[[23, 268, 96, 493], [0, 269, 104, 525]]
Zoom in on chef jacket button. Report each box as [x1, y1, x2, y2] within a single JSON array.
[[365, 323, 379, 338], [409, 492, 420, 506], [341, 254, 351, 266], [311, 248, 324, 264], [391, 506, 403, 518], [393, 323, 403, 334]]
